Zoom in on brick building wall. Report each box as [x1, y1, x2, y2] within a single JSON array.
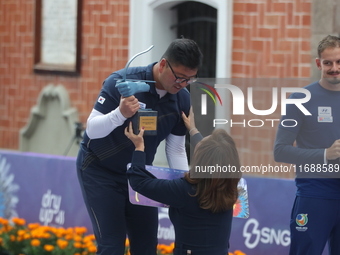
[[0, 0, 129, 150], [0, 0, 312, 177], [230, 0, 311, 178]]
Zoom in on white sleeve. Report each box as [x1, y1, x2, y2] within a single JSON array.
[[165, 134, 189, 171], [86, 108, 127, 139]]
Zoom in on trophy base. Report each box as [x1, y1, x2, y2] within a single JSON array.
[[131, 109, 157, 136]]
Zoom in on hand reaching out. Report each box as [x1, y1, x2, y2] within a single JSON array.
[[124, 122, 145, 151], [326, 139, 340, 160], [181, 106, 199, 136]]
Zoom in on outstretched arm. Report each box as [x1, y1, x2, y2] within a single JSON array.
[[181, 106, 203, 148], [125, 122, 187, 207]]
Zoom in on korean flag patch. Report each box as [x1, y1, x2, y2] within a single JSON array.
[[98, 96, 106, 104]]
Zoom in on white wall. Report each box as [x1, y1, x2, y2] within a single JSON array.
[[129, 0, 233, 166]]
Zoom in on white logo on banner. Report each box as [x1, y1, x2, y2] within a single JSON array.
[[39, 189, 65, 226], [243, 218, 290, 249], [158, 208, 175, 241]]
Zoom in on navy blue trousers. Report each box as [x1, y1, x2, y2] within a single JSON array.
[[290, 196, 340, 255], [76, 150, 158, 255]]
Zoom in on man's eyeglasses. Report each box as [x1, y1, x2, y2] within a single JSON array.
[[166, 60, 197, 84]]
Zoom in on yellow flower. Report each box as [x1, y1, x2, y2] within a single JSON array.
[[74, 241, 82, 249], [83, 234, 95, 243], [44, 244, 55, 252], [74, 234, 82, 242], [66, 227, 74, 235], [28, 222, 40, 230], [23, 233, 31, 239], [87, 245, 97, 253], [55, 228, 66, 238], [3, 223, 12, 232], [75, 226, 87, 235], [0, 218, 8, 225], [42, 232, 51, 239], [17, 229, 26, 236], [157, 243, 174, 254], [57, 239, 69, 249], [12, 217, 26, 226], [31, 239, 41, 247], [234, 250, 247, 255]]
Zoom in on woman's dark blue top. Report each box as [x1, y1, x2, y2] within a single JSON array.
[[127, 148, 233, 255]]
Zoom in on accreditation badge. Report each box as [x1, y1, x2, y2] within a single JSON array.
[[317, 106, 333, 123]]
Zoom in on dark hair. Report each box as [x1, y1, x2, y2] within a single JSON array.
[[161, 38, 203, 69], [184, 129, 242, 213], [317, 35, 340, 58]]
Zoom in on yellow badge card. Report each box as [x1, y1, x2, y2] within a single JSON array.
[[139, 116, 157, 130]]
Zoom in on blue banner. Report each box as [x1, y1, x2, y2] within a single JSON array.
[[0, 150, 328, 254]]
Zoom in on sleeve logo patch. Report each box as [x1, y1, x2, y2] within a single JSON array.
[[98, 96, 106, 104]]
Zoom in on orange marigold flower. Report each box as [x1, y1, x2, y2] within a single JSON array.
[[28, 223, 40, 230], [74, 234, 82, 242], [24, 233, 31, 240], [0, 218, 9, 225], [56, 228, 66, 238], [75, 226, 87, 235], [234, 250, 246, 255], [83, 234, 95, 243], [164, 245, 174, 253], [12, 217, 26, 226], [66, 227, 74, 234], [57, 239, 68, 249], [74, 241, 82, 249], [87, 245, 97, 253], [157, 243, 173, 254], [125, 238, 130, 247], [17, 229, 26, 236], [3, 224, 12, 232], [65, 234, 73, 240], [44, 244, 54, 252], [49, 226, 58, 234], [31, 239, 41, 247], [10, 235, 16, 242], [42, 232, 51, 239]]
